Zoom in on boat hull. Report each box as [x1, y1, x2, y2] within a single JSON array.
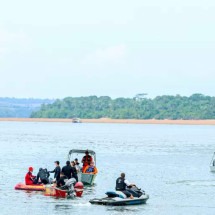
[[44, 182, 84, 198], [78, 173, 97, 185], [15, 183, 45, 191], [44, 186, 67, 198], [90, 194, 149, 206], [210, 166, 215, 172]]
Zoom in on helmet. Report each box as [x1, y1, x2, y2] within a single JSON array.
[[29, 167, 33, 172]]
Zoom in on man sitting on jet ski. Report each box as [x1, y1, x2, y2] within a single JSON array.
[[116, 173, 135, 199]]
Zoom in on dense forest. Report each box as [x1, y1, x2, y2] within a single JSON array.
[[0, 98, 54, 118], [30, 94, 215, 120]]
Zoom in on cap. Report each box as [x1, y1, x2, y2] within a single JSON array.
[[29, 167, 33, 172]]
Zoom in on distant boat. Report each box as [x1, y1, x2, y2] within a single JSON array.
[[210, 152, 215, 172], [72, 118, 81, 123]]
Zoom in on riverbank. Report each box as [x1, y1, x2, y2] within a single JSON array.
[[0, 118, 215, 125]]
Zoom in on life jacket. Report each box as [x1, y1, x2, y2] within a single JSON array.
[[115, 177, 126, 191], [85, 166, 95, 173], [25, 172, 35, 185], [82, 155, 92, 166]]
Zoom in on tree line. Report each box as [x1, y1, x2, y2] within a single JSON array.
[[30, 94, 215, 120]]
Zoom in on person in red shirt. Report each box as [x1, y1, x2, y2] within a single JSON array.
[[25, 167, 36, 185], [81, 150, 93, 171]]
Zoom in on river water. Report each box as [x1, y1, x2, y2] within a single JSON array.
[[0, 122, 215, 215]]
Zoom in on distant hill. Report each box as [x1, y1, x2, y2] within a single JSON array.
[[30, 94, 215, 120], [0, 98, 55, 118]]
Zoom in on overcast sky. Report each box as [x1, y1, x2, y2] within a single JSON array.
[[0, 0, 215, 98]]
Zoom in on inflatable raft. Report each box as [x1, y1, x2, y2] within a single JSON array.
[[15, 183, 45, 191]]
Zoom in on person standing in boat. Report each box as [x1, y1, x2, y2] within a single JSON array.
[[115, 173, 134, 199], [81, 150, 92, 170], [74, 158, 81, 172], [71, 161, 79, 182], [62, 161, 73, 179], [25, 166, 37, 185], [49, 161, 61, 182]]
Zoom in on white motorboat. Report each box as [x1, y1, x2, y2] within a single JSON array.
[[68, 149, 97, 185]]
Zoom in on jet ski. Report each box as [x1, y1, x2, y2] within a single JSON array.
[[90, 187, 149, 206]]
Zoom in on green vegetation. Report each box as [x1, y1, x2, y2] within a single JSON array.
[[30, 94, 215, 120]]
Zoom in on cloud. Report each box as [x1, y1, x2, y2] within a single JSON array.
[[82, 45, 126, 65]]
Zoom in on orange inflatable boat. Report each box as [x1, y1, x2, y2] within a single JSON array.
[[15, 183, 45, 191]]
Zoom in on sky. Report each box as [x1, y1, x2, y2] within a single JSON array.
[[0, 0, 215, 99]]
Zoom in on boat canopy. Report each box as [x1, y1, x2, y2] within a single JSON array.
[[68, 149, 96, 163]]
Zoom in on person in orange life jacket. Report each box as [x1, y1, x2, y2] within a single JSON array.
[[81, 150, 92, 170], [83, 161, 98, 174], [115, 173, 135, 199], [25, 167, 37, 185]]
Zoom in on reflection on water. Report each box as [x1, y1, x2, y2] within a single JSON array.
[[168, 180, 215, 187], [0, 122, 215, 215]]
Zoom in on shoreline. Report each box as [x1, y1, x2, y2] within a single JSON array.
[[0, 118, 215, 125]]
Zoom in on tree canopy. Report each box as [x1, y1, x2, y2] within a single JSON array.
[[30, 94, 215, 120]]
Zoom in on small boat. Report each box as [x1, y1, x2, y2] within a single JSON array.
[[72, 118, 81, 123], [90, 189, 149, 206], [210, 152, 215, 172], [45, 186, 67, 198], [44, 180, 84, 198], [68, 149, 97, 185], [15, 183, 45, 191]]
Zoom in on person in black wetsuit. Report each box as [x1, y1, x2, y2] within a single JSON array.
[[57, 172, 68, 188], [62, 161, 73, 179], [71, 161, 78, 182], [35, 168, 50, 184], [115, 173, 134, 199], [49, 161, 61, 182]]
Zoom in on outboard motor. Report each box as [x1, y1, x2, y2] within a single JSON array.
[[74, 182, 84, 197], [65, 178, 84, 198]]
